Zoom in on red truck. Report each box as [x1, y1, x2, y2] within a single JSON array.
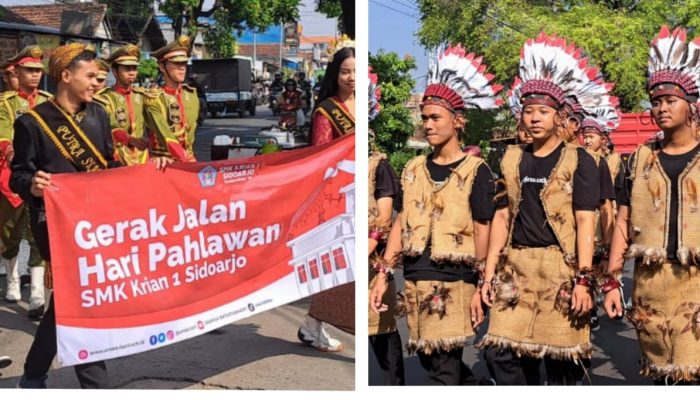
[[609, 112, 661, 155]]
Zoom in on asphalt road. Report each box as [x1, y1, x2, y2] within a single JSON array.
[[193, 105, 281, 162], [368, 261, 651, 385], [0, 108, 355, 390]]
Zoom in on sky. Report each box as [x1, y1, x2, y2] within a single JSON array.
[[369, 0, 429, 92]]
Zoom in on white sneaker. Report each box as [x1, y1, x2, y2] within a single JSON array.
[[311, 321, 343, 352], [297, 315, 320, 344], [4, 257, 20, 302]]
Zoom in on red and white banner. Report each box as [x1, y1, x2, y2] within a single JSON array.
[[44, 134, 355, 366]]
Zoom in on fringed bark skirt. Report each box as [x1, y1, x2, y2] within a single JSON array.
[[479, 246, 592, 361], [631, 261, 700, 382], [403, 279, 476, 355]]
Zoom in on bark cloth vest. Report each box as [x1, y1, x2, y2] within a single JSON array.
[[399, 154, 484, 265], [479, 143, 591, 362], [627, 145, 700, 266], [368, 152, 397, 336], [501, 143, 579, 265], [625, 145, 700, 382]]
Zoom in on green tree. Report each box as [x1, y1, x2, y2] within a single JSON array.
[[158, 0, 300, 54], [315, 0, 349, 37], [138, 57, 159, 82], [415, 0, 700, 112], [369, 50, 418, 172]]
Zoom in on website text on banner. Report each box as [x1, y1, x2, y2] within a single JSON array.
[[44, 134, 355, 366]]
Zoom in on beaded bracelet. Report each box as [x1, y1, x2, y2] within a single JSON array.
[[574, 271, 594, 288], [599, 273, 622, 293]]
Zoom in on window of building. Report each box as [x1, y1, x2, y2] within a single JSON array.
[[332, 247, 347, 270], [309, 258, 320, 279], [321, 253, 332, 274], [296, 265, 307, 283]]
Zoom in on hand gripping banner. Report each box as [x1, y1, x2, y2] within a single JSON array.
[[44, 134, 355, 366]]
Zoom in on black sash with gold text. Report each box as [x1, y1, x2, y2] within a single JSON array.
[[27, 102, 108, 172], [316, 97, 355, 136]]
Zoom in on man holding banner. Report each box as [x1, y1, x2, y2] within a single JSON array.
[[10, 42, 120, 389]]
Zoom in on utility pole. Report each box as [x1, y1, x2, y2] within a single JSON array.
[[279, 23, 284, 73]]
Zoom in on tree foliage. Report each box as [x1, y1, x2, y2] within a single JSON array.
[[158, 0, 300, 54], [415, 0, 700, 113], [137, 57, 159, 81], [369, 51, 419, 172]]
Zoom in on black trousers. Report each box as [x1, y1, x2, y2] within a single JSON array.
[[417, 348, 466, 385], [24, 295, 109, 388], [369, 331, 405, 385], [484, 346, 587, 385]]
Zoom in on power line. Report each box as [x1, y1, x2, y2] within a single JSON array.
[[369, 0, 417, 19], [393, 0, 419, 11], [463, 3, 529, 37], [388, 0, 417, 12]]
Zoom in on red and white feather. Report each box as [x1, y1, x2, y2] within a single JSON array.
[[426, 44, 503, 110], [508, 32, 614, 119]]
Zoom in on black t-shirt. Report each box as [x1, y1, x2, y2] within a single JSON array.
[[403, 155, 496, 283], [374, 158, 400, 205], [598, 159, 616, 202], [619, 142, 700, 259], [511, 143, 600, 247]]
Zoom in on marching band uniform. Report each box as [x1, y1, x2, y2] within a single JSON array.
[[93, 45, 149, 166], [143, 36, 199, 162], [0, 46, 52, 317]]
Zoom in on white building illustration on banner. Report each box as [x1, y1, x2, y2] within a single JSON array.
[[287, 160, 355, 298]]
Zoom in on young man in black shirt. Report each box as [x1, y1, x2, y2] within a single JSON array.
[[604, 26, 700, 385], [370, 44, 502, 385], [478, 33, 605, 385]]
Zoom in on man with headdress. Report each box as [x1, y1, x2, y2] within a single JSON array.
[[143, 36, 199, 162], [95, 58, 110, 91], [10, 42, 120, 388], [559, 76, 620, 332], [0, 46, 52, 318], [370, 44, 502, 385], [94, 44, 149, 165], [367, 67, 404, 385], [605, 26, 700, 385], [478, 33, 600, 385]]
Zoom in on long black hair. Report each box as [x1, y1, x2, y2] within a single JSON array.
[[316, 47, 355, 107]]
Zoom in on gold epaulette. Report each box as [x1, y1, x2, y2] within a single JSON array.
[[182, 83, 197, 92], [142, 87, 162, 100], [0, 90, 18, 102], [37, 90, 54, 99], [132, 86, 148, 95]]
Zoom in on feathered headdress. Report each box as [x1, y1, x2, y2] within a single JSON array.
[[647, 25, 700, 101], [422, 44, 503, 112], [581, 97, 621, 135], [369, 66, 381, 121], [508, 32, 614, 119]]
